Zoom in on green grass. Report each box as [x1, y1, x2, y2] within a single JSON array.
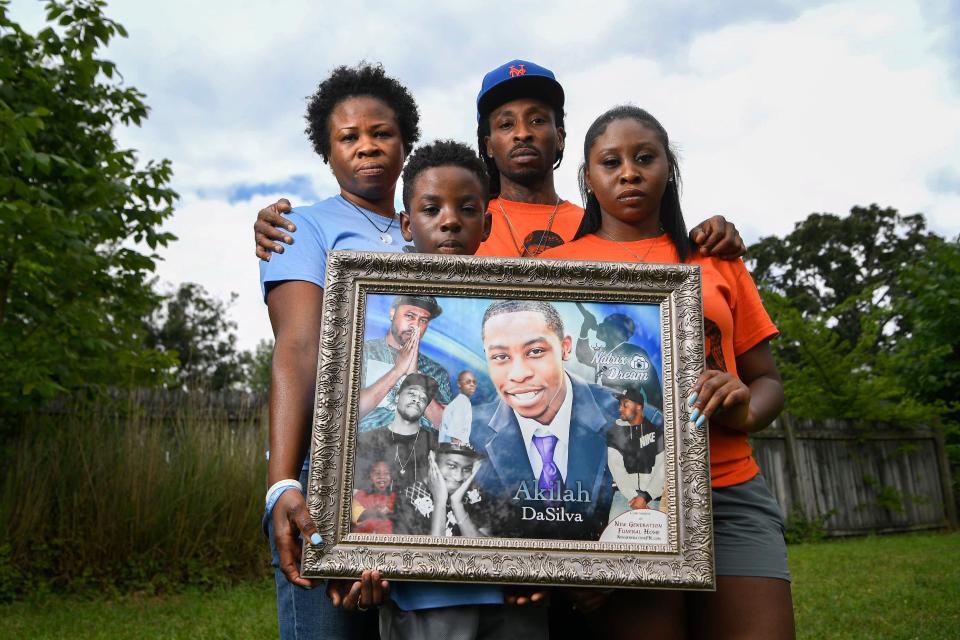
[[0, 395, 270, 597], [0, 581, 277, 639], [789, 531, 960, 639], [0, 532, 957, 639]]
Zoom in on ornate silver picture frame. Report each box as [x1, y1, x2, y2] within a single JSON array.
[[302, 250, 713, 590]]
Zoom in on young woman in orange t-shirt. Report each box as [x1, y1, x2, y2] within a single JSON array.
[[541, 105, 794, 639]]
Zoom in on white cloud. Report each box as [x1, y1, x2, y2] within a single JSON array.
[[555, 1, 960, 242], [10, 0, 958, 351], [150, 192, 275, 351]]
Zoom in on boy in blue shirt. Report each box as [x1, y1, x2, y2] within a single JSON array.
[[327, 140, 548, 639]]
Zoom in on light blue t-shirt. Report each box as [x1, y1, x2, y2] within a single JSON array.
[[259, 194, 411, 301], [391, 580, 503, 611], [259, 193, 502, 611]]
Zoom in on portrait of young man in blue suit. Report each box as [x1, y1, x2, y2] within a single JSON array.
[[469, 300, 621, 540]]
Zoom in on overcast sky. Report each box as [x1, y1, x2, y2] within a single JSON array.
[[12, 0, 960, 351]]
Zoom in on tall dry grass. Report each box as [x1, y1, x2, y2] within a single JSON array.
[[0, 393, 270, 598]]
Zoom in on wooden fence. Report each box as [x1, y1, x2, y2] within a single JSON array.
[[37, 388, 268, 424], [751, 414, 957, 536], [35, 392, 954, 536]]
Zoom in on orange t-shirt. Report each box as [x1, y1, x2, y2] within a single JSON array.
[[476, 197, 584, 257], [541, 234, 778, 488]]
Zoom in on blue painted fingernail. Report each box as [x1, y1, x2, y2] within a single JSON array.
[[310, 533, 322, 545], [691, 408, 700, 422], [695, 415, 706, 428], [687, 392, 698, 407]]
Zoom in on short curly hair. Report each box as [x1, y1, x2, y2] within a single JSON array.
[[305, 63, 421, 163], [401, 140, 490, 211], [481, 299, 564, 340]]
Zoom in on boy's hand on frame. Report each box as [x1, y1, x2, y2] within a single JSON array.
[[327, 570, 390, 610], [504, 587, 550, 606]]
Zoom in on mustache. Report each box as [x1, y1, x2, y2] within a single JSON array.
[[509, 144, 539, 157]]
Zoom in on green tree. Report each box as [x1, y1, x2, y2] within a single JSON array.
[[748, 206, 953, 426], [892, 237, 960, 502], [146, 283, 250, 391], [245, 338, 273, 394], [760, 289, 942, 424], [892, 236, 960, 416], [749, 204, 932, 349], [0, 0, 177, 418]]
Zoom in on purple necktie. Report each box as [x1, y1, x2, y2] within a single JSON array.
[[532, 434, 562, 500]]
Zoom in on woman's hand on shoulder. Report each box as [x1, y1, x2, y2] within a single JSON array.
[[255, 198, 296, 261], [689, 215, 745, 260]]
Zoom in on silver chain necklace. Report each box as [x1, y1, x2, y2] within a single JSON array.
[[343, 196, 396, 245], [391, 428, 421, 477], [597, 228, 664, 263], [497, 197, 562, 257]]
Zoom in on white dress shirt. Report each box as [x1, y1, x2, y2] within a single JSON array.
[[439, 393, 472, 443], [515, 374, 574, 481]]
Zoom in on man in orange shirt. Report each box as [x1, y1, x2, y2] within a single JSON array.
[[472, 60, 580, 257], [253, 60, 746, 260]]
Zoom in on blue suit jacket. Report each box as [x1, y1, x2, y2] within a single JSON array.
[[469, 374, 620, 540]]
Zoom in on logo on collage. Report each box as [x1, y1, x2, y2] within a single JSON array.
[[703, 318, 727, 372]]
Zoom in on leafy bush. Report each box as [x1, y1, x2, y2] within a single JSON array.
[[0, 394, 269, 600], [784, 508, 832, 544]]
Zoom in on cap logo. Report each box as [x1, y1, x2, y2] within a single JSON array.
[[508, 64, 527, 77]]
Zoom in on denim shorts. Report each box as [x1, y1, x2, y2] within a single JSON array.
[[712, 474, 791, 581]]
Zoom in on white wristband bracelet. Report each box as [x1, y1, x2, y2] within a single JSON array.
[[265, 479, 302, 515]]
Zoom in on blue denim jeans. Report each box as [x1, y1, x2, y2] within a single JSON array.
[[266, 466, 377, 639]]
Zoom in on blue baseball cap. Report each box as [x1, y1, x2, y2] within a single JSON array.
[[476, 59, 565, 122]]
